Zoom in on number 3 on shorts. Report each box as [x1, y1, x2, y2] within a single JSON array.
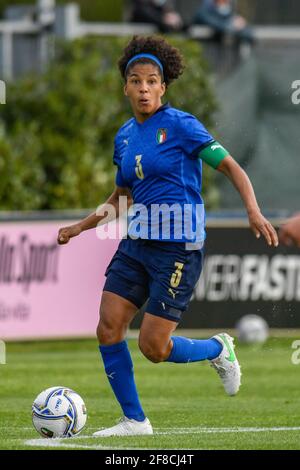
[[170, 262, 184, 288]]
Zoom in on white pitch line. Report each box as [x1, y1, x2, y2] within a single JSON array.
[[0, 427, 33, 430], [25, 438, 147, 450], [86, 426, 300, 434], [86, 426, 300, 435], [24, 426, 300, 450], [153, 426, 300, 435]]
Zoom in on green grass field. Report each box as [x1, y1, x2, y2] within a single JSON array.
[[1, 335, 300, 450]]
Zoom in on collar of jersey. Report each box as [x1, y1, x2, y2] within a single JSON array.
[[134, 102, 171, 126]]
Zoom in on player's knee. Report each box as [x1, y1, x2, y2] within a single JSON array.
[[96, 318, 122, 345], [96, 321, 104, 343], [138, 338, 168, 363], [96, 321, 108, 344]]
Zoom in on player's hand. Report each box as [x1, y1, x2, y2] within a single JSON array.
[[279, 213, 300, 247], [248, 210, 279, 247], [57, 224, 82, 245]]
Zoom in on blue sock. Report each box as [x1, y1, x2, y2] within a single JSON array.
[[165, 337, 223, 363], [99, 341, 146, 422]]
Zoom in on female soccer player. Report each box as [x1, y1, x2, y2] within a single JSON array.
[[57, 36, 278, 437]]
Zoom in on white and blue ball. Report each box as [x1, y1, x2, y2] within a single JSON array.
[[236, 314, 269, 344], [32, 386, 87, 438]]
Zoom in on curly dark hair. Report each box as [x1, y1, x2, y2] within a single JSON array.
[[118, 36, 184, 87]]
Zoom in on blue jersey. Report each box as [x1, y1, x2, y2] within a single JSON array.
[[113, 103, 214, 243]]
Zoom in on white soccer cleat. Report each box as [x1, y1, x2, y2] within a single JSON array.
[[93, 416, 153, 437], [209, 333, 241, 396]]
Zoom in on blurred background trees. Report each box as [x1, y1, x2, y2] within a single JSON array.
[[0, 36, 218, 210], [0, 0, 123, 21]]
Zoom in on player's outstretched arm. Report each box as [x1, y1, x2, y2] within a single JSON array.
[[217, 155, 279, 247], [57, 186, 132, 245], [279, 213, 300, 247]]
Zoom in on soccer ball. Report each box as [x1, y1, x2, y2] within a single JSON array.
[[32, 386, 87, 438], [236, 314, 269, 344]]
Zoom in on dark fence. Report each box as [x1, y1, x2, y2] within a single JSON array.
[[248, 0, 300, 25], [175, 0, 300, 25]]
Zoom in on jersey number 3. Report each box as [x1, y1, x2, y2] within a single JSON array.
[[135, 155, 144, 180]]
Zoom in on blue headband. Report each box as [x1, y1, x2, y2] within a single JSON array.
[[125, 53, 164, 77]]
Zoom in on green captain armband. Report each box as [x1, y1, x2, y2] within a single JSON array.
[[198, 141, 230, 169]]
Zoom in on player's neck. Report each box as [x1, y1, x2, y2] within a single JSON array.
[[134, 103, 163, 124]]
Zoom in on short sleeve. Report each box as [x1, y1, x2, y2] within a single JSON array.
[[113, 136, 127, 188], [178, 113, 214, 159]]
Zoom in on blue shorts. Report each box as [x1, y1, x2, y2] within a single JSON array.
[[103, 238, 204, 323]]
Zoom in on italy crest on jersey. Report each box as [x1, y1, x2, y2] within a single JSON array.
[[156, 128, 167, 144]]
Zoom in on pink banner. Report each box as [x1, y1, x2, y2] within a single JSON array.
[[0, 221, 120, 340]]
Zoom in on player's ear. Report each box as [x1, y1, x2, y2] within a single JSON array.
[[160, 82, 166, 97], [124, 83, 128, 97]]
